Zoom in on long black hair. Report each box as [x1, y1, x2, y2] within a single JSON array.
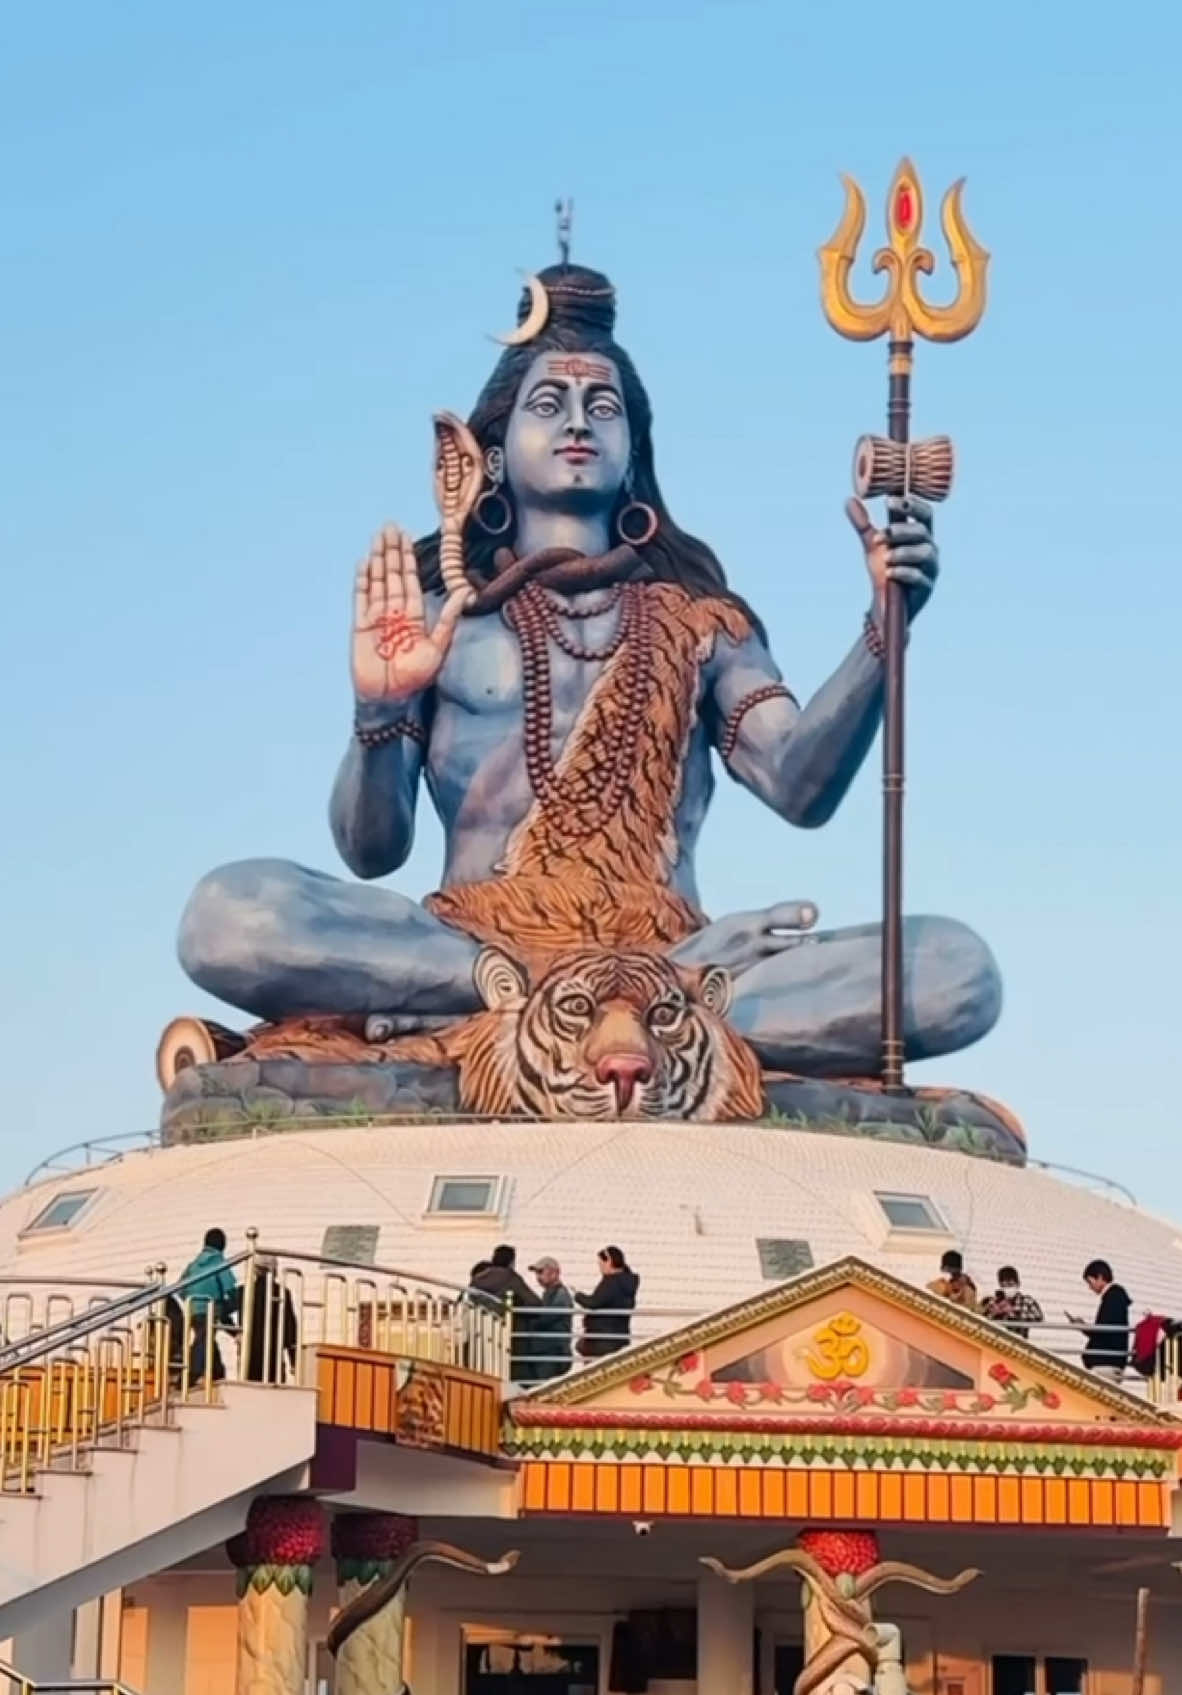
[[416, 264, 761, 634]]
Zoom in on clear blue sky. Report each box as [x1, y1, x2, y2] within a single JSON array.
[[2, 3, 1179, 1202]]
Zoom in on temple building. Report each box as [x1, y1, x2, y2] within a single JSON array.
[[0, 1114, 1178, 1693]]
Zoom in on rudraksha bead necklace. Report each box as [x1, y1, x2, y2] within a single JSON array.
[[506, 580, 652, 833]]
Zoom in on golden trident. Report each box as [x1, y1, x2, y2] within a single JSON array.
[[819, 158, 989, 1090]]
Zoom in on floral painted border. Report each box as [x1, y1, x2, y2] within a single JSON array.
[[618, 1353, 1062, 1417]]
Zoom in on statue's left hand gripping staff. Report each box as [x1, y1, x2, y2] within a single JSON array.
[[327, 1540, 520, 1686]]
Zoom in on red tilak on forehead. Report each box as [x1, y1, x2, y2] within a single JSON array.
[[545, 356, 614, 384]]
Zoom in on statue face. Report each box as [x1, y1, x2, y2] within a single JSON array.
[[503, 352, 631, 510]]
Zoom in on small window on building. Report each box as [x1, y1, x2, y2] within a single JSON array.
[[991, 1657, 1037, 1695], [874, 1191, 947, 1233], [321, 1225, 380, 1265], [1045, 1658, 1088, 1695], [22, 1189, 97, 1235], [427, 1177, 501, 1216], [756, 1238, 814, 1280]]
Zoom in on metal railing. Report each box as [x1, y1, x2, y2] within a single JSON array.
[[0, 1236, 508, 1494], [0, 1670, 141, 1695], [502, 1307, 1182, 1404]]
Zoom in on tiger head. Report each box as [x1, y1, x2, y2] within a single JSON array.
[[457, 946, 764, 1122]]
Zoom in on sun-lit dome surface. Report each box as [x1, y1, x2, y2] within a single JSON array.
[[2, 1121, 1176, 1338]]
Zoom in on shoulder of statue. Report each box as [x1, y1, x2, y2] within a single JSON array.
[[641, 582, 752, 646]]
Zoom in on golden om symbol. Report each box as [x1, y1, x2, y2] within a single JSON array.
[[805, 1313, 870, 1381]]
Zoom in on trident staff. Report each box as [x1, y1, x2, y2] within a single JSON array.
[[819, 158, 989, 1089]]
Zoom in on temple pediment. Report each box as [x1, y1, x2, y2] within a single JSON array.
[[508, 1258, 1182, 1528], [520, 1257, 1162, 1428]]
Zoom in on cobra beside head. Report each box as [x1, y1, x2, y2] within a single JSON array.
[[432, 411, 485, 595]]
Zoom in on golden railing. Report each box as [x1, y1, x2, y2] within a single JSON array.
[[0, 1667, 141, 1695], [0, 1238, 508, 1494]]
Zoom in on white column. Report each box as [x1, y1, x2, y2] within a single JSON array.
[[144, 1587, 189, 1695], [697, 1568, 754, 1695], [73, 1598, 102, 1677]]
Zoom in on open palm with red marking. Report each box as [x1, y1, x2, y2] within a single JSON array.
[[352, 524, 472, 702]]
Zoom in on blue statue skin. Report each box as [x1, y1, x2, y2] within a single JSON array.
[[179, 352, 1000, 1076]]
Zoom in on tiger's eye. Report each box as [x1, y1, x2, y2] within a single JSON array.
[[648, 1001, 684, 1032], [557, 992, 593, 1020]]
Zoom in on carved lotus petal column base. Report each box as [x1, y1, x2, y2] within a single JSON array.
[[332, 1513, 419, 1695], [226, 1497, 326, 1695]]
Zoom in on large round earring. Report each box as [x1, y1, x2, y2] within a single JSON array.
[[473, 445, 514, 535], [616, 501, 659, 547], [474, 492, 513, 535]]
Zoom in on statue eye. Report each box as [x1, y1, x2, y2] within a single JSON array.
[[556, 992, 594, 1021], [648, 1001, 684, 1032], [588, 396, 622, 420], [526, 395, 561, 418]]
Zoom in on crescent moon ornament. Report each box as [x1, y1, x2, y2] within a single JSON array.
[[491, 272, 549, 346]]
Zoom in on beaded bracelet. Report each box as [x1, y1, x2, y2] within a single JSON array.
[[719, 684, 798, 762], [354, 716, 427, 750]]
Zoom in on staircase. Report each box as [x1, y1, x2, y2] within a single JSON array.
[[0, 1256, 318, 1641]]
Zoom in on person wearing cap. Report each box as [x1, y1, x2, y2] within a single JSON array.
[[529, 1256, 574, 1381]]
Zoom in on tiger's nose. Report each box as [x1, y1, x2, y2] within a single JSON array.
[[595, 1052, 653, 1112]]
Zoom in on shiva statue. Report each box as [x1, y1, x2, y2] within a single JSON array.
[[170, 259, 1002, 1127]]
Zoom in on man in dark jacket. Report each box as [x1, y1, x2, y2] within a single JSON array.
[[235, 1254, 298, 1383], [528, 1256, 574, 1380], [470, 1246, 539, 1381], [575, 1246, 639, 1359], [1070, 1259, 1132, 1381]]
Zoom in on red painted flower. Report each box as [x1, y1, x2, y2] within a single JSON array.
[[798, 1528, 881, 1577], [243, 1496, 326, 1566], [806, 1383, 832, 1403], [758, 1380, 785, 1403], [331, 1512, 417, 1563], [855, 1386, 876, 1406], [988, 1362, 1018, 1387], [725, 1380, 749, 1406], [676, 1352, 701, 1374], [897, 1387, 920, 1407], [941, 1391, 960, 1411], [695, 1377, 717, 1401], [1041, 1390, 1061, 1410], [977, 1393, 995, 1411], [629, 1374, 653, 1395]]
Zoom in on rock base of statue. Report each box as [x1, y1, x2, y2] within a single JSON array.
[[157, 1031, 1026, 1164]]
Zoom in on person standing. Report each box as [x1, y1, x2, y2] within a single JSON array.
[[528, 1256, 574, 1381], [470, 1246, 540, 1381], [1071, 1260, 1132, 1382], [575, 1246, 639, 1359], [980, 1266, 1044, 1339], [180, 1227, 238, 1384], [925, 1250, 978, 1311], [239, 1254, 298, 1384]]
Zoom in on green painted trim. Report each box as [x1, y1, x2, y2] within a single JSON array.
[[501, 1424, 1171, 1480]]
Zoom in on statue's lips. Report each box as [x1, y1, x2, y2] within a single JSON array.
[[556, 446, 598, 462]]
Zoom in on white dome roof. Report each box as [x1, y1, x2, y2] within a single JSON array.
[[2, 1122, 1178, 1337]]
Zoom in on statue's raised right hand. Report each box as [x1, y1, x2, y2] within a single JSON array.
[[352, 525, 472, 703]]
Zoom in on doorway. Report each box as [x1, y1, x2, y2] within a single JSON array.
[[464, 1636, 599, 1693]]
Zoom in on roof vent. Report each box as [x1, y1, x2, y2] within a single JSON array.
[[320, 1225, 379, 1265], [756, 1238, 814, 1281], [426, 1176, 506, 1219]]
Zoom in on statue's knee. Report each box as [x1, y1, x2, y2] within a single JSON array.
[[907, 915, 1002, 1046], [178, 858, 296, 983]]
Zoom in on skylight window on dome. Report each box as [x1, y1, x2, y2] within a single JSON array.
[[874, 1191, 947, 1233], [22, 1189, 97, 1235], [427, 1176, 503, 1217]]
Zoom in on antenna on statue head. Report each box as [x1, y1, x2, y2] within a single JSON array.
[[555, 197, 573, 269]]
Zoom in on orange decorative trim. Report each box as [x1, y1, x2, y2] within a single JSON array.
[[516, 1460, 1170, 1530], [314, 1345, 501, 1460]]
